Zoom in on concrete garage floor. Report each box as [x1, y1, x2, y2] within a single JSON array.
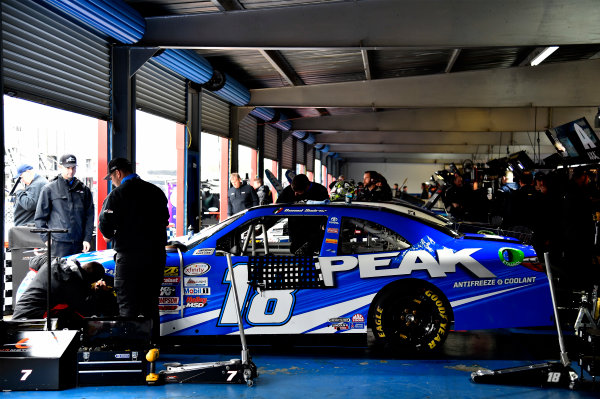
[[2, 330, 599, 398]]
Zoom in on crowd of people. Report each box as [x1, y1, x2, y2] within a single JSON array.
[[439, 168, 600, 291]]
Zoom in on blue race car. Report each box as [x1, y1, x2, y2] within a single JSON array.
[[74, 201, 553, 351]]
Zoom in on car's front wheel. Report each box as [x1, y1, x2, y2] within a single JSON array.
[[369, 281, 452, 352]]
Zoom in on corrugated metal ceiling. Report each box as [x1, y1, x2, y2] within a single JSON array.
[[122, 0, 600, 164]]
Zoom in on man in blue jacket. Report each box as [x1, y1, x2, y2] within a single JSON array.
[[34, 154, 94, 258], [13, 163, 48, 226]]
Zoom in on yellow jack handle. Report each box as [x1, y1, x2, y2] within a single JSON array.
[[146, 348, 161, 385]]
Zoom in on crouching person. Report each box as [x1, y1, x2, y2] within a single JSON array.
[[12, 258, 106, 320]]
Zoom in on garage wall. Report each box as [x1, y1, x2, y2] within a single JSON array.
[[343, 163, 442, 194]]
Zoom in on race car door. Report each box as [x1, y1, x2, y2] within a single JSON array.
[[213, 213, 329, 333]]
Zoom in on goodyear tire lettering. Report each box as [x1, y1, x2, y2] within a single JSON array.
[[371, 285, 452, 351]]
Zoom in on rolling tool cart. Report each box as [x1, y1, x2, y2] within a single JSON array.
[[146, 252, 257, 386], [76, 318, 152, 386]]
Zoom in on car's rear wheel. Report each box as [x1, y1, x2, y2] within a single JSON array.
[[369, 282, 452, 352]]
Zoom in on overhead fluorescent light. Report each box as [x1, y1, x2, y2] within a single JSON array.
[[530, 46, 559, 66]]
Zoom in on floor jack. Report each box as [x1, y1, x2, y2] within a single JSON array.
[[146, 252, 258, 386], [471, 252, 580, 389]]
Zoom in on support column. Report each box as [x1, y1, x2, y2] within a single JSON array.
[[96, 120, 109, 250], [257, 123, 265, 179], [187, 84, 201, 232], [111, 46, 136, 164], [251, 149, 257, 181], [229, 106, 239, 173], [176, 123, 186, 236], [220, 137, 229, 221]]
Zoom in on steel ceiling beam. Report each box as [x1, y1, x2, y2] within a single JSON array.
[[292, 107, 597, 133], [258, 49, 303, 86], [316, 131, 550, 146], [141, 0, 600, 49], [327, 143, 554, 154], [251, 59, 600, 108]]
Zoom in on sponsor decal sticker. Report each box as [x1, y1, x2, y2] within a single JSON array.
[[184, 263, 211, 276], [316, 246, 497, 287], [327, 228, 339, 234], [115, 354, 130, 359], [159, 305, 180, 314], [159, 297, 179, 304], [163, 266, 179, 276], [185, 296, 208, 308], [352, 314, 364, 322], [332, 323, 349, 331], [328, 317, 350, 323], [352, 323, 365, 329], [159, 286, 176, 296], [184, 277, 208, 286], [325, 238, 338, 244], [498, 247, 525, 266], [193, 248, 215, 256], [185, 287, 211, 295], [329, 217, 339, 225], [163, 277, 180, 285]]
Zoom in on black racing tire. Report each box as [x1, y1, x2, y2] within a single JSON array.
[[369, 281, 452, 352]]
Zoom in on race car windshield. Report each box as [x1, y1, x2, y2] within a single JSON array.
[[171, 213, 244, 250]]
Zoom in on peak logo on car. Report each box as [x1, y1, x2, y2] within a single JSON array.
[[316, 248, 496, 286], [184, 263, 211, 276]]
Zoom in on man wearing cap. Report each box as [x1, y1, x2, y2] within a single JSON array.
[[228, 172, 259, 216], [12, 164, 47, 226], [34, 154, 94, 258], [98, 158, 169, 339]]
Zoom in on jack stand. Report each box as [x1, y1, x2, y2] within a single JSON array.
[[471, 252, 579, 389], [146, 252, 258, 386]]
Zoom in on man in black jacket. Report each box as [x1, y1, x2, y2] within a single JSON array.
[[276, 174, 329, 255], [12, 258, 105, 320], [228, 172, 258, 216], [276, 174, 329, 203], [252, 177, 273, 205], [98, 158, 169, 339], [13, 164, 48, 226], [34, 154, 94, 257]]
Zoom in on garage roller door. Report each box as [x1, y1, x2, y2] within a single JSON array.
[[263, 125, 278, 161], [2, 0, 110, 119], [136, 60, 186, 123], [239, 115, 258, 149], [281, 133, 294, 170], [202, 91, 230, 137], [306, 146, 315, 172]]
